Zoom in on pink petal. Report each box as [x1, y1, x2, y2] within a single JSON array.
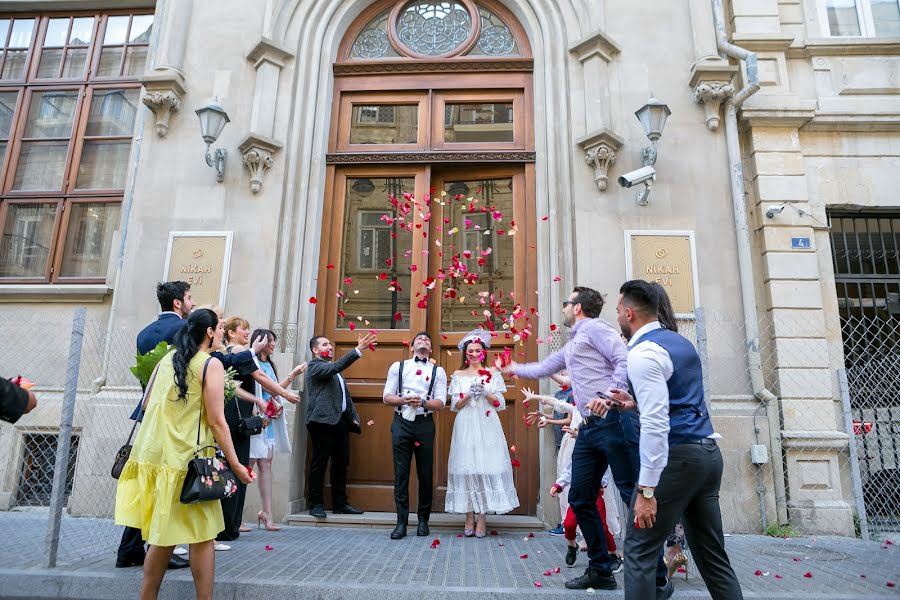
[[532, 582, 543, 588], [543, 570, 552, 576], [804, 572, 813, 578], [520, 554, 528, 559], [490, 530, 499, 536], [430, 539, 441, 549], [774, 574, 782, 579], [265, 545, 273, 551], [887, 581, 896, 587], [527, 532, 535, 538], [754, 570, 763, 576]]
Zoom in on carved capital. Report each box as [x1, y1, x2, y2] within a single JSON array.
[[692, 80, 735, 131], [141, 90, 182, 137], [238, 134, 282, 194], [576, 128, 624, 192]]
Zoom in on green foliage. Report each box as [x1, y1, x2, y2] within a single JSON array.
[[130, 341, 173, 387], [764, 522, 799, 538], [224, 367, 239, 400]]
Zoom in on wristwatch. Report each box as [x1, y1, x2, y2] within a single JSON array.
[[640, 486, 655, 499]]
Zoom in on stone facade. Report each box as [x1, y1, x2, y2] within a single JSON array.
[[1, 0, 898, 536]]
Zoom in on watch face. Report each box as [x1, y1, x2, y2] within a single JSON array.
[[642, 488, 653, 498]]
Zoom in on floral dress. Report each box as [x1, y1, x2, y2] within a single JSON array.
[[444, 370, 520, 514]]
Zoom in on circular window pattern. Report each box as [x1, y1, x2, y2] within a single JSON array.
[[353, 27, 391, 58], [477, 24, 515, 56], [396, 1, 473, 57]]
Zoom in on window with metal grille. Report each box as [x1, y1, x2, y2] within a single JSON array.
[[15, 432, 79, 507]]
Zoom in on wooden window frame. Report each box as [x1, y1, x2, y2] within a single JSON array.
[[0, 196, 63, 282], [90, 13, 152, 82], [818, 0, 900, 37], [432, 89, 524, 150], [30, 15, 99, 82], [0, 16, 39, 84], [337, 91, 428, 151], [51, 195, 120, 283]]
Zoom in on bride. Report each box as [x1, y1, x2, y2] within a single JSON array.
[[445, 329, 519, 537]]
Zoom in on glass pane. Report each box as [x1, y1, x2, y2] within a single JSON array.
[[60, 202, 121, 278], [129, 15, 153, 43], [872, 0, 900, 36], [13, 142, 69, 191], [24, 90, 79, 138], [69, 17, 94, 45], [75, 141, 131, 189], [36, 48, 63, 79], [97, 46, 123, 77], [826, 0, 862, 35], [0, 203, 56, 278], [350, 10, 400, 59], [44, 18, 69, 47], [338, 177, 414, 329], [444, 102, 514, 143], [123, 45, 147, 77], [104, 16, 129, 45], [466, 7, 518, 56], [0, 92, 16, 138], [440, 178, 515, 332], [397, 2, 472, 56], [62, 47, 88, 78], [0, 20, 10, 46], [1, 49, 28, 79], [85, 88, 140, 136], [9, 19, 35, 48], [349, 104, 418, 144]]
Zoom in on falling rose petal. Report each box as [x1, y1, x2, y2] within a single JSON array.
[[774, 574, 782, 579], [552, 276, 561, 282], [527, 532, 535, 538], [309, 296, 318, 304], [754, 570, 763, 576], [887, 581, 896, 587], [414, 441, 420, 447], [368, 342, 377, 352], [541, 215, 549, 221], [456, 533, 463, 538], [510, 444, 517, 453], [543, 571, 552, 576], [792, 557, 801, 562], [511, 459, 521, 468], [366, 419, 375, 427], [393, 311, 402, 321], [520, 554, 528, 559], [348, 322, 356, 331], [265, 545, 274, 551], [490, 530, 498, 536], [344, 277, 353, 285], [326, 264, 335, 269], [430, 539, 440, 549], [803, 572, 812, 578], [886, 540, 894, 545], [532, 582, 542, 588]]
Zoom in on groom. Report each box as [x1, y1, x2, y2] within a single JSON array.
[[382, 332, 448, 539]]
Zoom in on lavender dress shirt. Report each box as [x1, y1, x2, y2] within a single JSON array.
[[514, 318, 629, 417]]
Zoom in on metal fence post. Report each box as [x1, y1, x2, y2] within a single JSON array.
[[838, 368, 870, 541], [43, 306, 86, 568], [695, 307, 712, 410]]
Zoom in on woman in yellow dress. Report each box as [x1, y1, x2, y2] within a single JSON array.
[[115, 308, 254, 600]]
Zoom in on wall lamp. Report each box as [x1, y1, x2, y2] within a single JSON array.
[[618, 96, 671, 206], [196, 98, 230, 182]]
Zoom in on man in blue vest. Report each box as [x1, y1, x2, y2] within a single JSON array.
[[610, 280, 742, 600]]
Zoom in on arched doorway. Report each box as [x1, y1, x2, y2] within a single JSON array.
[[313, 0, 539, 515]]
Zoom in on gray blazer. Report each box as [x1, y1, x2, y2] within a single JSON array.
[[304, 350, 361, 426]]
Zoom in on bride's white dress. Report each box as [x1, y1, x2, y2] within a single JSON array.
[[444, 371, 520, 515]]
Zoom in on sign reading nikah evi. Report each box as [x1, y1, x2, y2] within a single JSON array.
[[163, 232, 233, 309], [625, 231, 699, 316]]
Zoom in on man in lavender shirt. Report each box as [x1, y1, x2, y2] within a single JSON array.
[[504, 286, 659, 592]]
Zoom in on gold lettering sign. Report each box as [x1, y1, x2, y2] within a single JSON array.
[[164, 233, 232, 308], [629, 234, 696, 314]]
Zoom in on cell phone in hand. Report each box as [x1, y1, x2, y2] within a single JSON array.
[[597, 390, 622, 405]]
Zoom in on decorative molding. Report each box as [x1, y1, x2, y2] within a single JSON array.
[[246, 36, 295, 69], [786, 37, 900, 58], [0, 284, 112, 303], [576, 128, 624, 192], [569, 29, 621, 63], [333, 58, 534, 75], [729, 32, 795, 52], [325, 151, 536, 164], [238, 134, 283, 194], [692, 81, 735, 130], [140, 71, 187, 138], [740, 96, 817, 127]]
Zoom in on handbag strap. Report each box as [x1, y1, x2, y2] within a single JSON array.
[[195, 357, 213, 451], [125, 358, 163, 445]]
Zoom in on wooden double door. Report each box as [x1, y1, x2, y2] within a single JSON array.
[[313, 163, 539, 515]]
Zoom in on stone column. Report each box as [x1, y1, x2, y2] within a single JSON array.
[[141, 0, 192, 137], [238, 37, 294, 195], [749, 125, 854, 535]]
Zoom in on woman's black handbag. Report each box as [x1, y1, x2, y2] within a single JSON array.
[[180, 358, 239, 504], [235, 395, 264, 437]]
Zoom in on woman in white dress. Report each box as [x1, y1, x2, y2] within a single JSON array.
[[445, 329, 519, 537]]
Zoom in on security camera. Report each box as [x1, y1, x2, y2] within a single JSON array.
[[617, 166, 656, 188], [765, 205, 785, 219]]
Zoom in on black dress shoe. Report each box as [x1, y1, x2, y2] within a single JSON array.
[[565, 568, 617, 590], [565, 546, 578, 567], [310, 505, 327, 518], [390, 522, 407, 540], [334, 505, 364, 515], [115, 557, 144, 568], [656, 580, 674, 600], [167, 555, 190, 570], [416, 520, 429, 536]]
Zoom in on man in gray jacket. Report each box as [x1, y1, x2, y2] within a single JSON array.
[[305, 332, 377, 518]]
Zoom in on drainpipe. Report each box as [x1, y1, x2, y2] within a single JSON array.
[[712, 0, 789, 526]]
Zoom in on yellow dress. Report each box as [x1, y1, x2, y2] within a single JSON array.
[[115, 350, 225, 546]]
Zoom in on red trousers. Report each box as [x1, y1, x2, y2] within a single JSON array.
[[563, 489, 616, 552]]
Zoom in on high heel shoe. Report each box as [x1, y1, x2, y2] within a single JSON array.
[[464, 528, 475, 537], [257, 511, 282, 532], [664, 551, 688, 580], [474, 515, 487, 538]]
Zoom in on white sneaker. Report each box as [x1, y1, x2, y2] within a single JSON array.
[[214, 543, 231, 551], [173, 547, 188, 556]]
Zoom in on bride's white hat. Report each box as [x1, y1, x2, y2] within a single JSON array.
[[457, 328, 492, 351]]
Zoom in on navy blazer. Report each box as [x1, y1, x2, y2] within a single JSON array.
[[136, 312, 185, 355]]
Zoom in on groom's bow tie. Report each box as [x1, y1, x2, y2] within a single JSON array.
[[413, 356, 429, 364]]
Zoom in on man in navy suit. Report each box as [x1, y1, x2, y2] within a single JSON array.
[[117, 281, 193, 569]]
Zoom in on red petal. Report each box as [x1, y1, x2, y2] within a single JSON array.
[[549, 323, 557, 332], [309, 297, 318, 304], [804, 572, 813, 578], [348, 322, 356, 331], [344, 277, 353, 285], [532, 582, 542, 588], [511, 459, 521, 468], [456, 533, 463, 537], [542, 571, 552, 576], [520, 554, 528, 559], [490, 530, 498, 536], [541, 216, 549, 221], [552, 276, 561, 282], [416, 369, 422, 375], [792, 557, 801, 562], [554, 567, 561, 573], [368, 342, 377, 352], [393, 311, 403, 321], [887, 581, 896, 587], [326, 264, 335, 269], [527, 532, 535, 538], [265, 545, 273, 551], [430, 539, 440, 549], [754, 570, 763, 576], [774, 574, 782, 579]]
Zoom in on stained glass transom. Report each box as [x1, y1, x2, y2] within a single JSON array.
[[466, 7, 518, 56], [397, 2, 472, 56], [350, 10, 400, 59]]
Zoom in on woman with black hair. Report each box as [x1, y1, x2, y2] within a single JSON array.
[[115, 308, 254, 600]]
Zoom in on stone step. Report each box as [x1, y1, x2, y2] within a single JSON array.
[[286, 510, 545, 530]]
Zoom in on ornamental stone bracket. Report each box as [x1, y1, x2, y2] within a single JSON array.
[[576, 128, 624, 192], [141, 71, 187, 137], [239, 134, 282, 194], [688, 61, 738, 131]]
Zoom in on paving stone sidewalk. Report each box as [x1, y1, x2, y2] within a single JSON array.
[[0, 517, 897, 599]]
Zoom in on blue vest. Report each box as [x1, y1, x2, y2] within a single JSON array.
[[630, 327, 714, 446]]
